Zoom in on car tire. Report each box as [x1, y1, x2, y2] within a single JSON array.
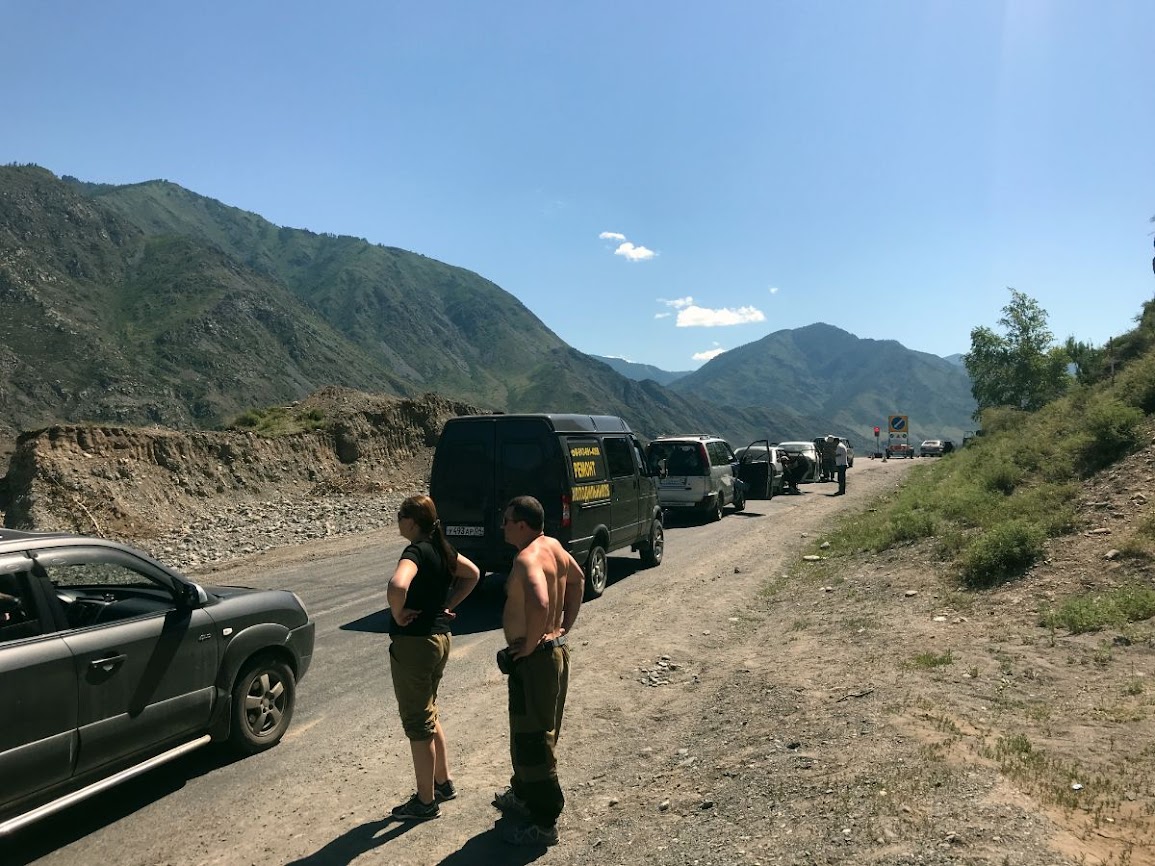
[[732, 487, 746, 513], [709, 494, 724, 522], [640, 520, 664, 568], [766, 467, 776, 501], [584, 544, 608, 599], [229, 654, 296, 755]]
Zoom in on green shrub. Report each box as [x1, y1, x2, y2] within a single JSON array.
[[1114, 352, 1155, 413], [1041, 585, 1155, 634], [977, 459, 1024, 495], [1071, 396, 1144, 474], [959, 520, 1045, 587]]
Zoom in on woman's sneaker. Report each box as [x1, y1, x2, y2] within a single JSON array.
[[434, 779, 457, 802], [502, 822, 560, 847], [492, 786, 530, 818], [391, 793, 440, 821]]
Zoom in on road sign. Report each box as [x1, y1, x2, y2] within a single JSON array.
[[889, 415, 908, 433]]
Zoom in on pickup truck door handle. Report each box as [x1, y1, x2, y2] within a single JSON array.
[[89, 654, 127, 672]]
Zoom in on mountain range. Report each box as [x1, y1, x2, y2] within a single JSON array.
[[0, 165, 975, 451]]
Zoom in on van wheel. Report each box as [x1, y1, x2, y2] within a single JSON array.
[[640, 520, 664, 568], [584, 544, 608, 599]]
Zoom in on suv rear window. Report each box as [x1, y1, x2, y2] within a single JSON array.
[[647, 442, 707, 476]]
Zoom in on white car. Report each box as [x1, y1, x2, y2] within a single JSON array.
[[645, 434, 742, 521], [920, 439, 944, 456], [776, 441, 823, 483]]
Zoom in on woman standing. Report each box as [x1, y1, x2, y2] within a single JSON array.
[[387, 494, 481, 820]]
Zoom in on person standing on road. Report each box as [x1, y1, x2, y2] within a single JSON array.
[[493, 495, 584, 847], [387, 494, 481, 821], [834, 438, 849, 496]]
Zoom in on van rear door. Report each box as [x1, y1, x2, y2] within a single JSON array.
[[430, 418, 498, 568], [495, 420, 567, 538]]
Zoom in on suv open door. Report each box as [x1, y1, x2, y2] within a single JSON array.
[[735, 439, 775, 500]]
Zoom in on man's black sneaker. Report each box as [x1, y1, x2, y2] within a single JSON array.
[[391, 793, 441, 821], [434, 779, 457, 802], [502, 821, 560, 847], [492, 786, 530, 818]]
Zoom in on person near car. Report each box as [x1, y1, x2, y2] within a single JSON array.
[[834, 438, 849, 495], [493, 495, 584, 847], [780, 451, 803, 494], [387, 494, 481, 821]]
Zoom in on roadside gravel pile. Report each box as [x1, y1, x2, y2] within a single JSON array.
[[142, 488, 424, 574]]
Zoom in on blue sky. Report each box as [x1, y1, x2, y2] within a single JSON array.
[[4, 1, 1154, 371]]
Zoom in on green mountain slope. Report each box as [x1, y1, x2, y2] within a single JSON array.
[[1, 165, 975, 451], [671, 323, 976, 441]]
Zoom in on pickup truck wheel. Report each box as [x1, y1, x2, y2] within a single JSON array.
[[640, 520, 664, 568], [229, 655, 295, 755], [584, 544, 608, 599]]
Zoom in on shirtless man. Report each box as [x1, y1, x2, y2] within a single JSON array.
[[492, 495, 584, 847]]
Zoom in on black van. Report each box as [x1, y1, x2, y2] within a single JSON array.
[[429, 414, 664, 598]]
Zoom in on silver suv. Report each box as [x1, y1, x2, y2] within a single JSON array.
[[644, 435, 742, 521]]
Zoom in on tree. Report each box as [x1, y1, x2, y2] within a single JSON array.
[[964, 289, 1070, 416]]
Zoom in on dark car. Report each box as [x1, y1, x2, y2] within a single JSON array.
[[0, 528, 314, 836], [429, 413, 664, 599]]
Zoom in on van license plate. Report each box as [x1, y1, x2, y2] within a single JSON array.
[[444, 525, 485, 537]]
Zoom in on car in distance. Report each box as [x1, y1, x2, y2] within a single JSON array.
[[645, 434, 742, 521], [0, 528, 315, 837], [920, 439, 944, 456], [885, 441, 916, 459]]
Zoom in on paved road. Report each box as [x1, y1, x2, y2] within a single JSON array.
[[5, 461, 908, 865]]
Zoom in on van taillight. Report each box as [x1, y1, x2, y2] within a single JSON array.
[[561, 494, 571, 528]]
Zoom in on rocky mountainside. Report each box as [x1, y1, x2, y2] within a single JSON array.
[[1, 166, 843, 449]]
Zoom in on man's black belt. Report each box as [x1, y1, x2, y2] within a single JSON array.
[[537, 635, 568, 650]]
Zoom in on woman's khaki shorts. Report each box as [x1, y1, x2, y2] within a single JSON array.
[[389, 633, 451, 740]]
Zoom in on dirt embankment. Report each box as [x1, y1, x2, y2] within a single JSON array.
[[0, 388, 482, 542]]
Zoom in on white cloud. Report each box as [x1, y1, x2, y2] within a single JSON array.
[[676, 305, 766, 327], [654, 312, 672, 319], [768, 286, 779, 294], [693, 347, 727, 362], [659, 296, 694, 310], [614, 242, 656, 262], [599, 231, 626, 241]]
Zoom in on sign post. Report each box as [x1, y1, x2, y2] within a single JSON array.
[[888, 414, 909, 459]]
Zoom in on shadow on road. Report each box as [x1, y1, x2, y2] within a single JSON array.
[[3, 746, 248, 865], [283, 817, 419, 866], [436, 816, 551, 865]]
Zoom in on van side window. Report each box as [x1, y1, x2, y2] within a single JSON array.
[[707, 442, 729, 466], [602, 437, 635, 479], [566, 438, 606, 483]]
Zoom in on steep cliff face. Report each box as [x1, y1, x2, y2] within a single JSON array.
[[1, 390, 484, 538]]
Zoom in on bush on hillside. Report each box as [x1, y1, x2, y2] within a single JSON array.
[[959, 520, 1044, 588]]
